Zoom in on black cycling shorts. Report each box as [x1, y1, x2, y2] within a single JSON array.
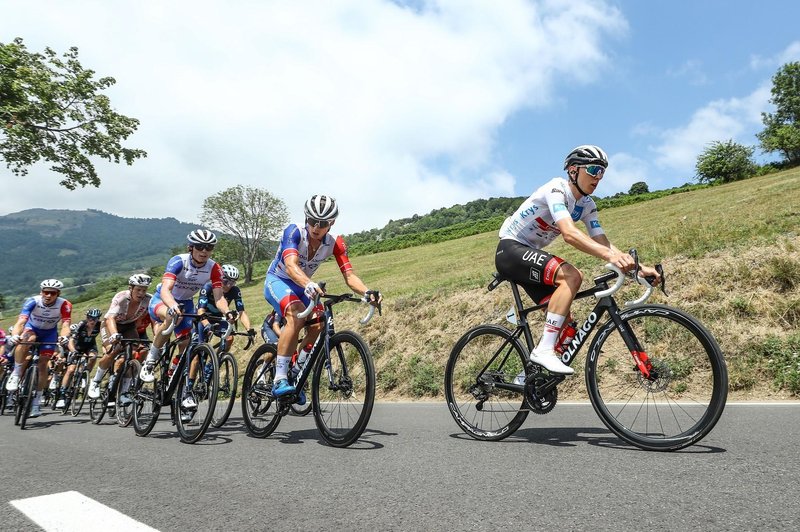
[[494, 238, 565, 304]]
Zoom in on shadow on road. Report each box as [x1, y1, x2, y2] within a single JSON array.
[[449, 426, 727, 453]]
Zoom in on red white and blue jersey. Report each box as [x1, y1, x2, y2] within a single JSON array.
[[499, 177, 605, 249], [157, 253, 224, 301], [267, 224, 353, 280], [19, 295, 72, 330]]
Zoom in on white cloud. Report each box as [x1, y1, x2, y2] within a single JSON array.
[[2, 0, 626, 234], [750, 40, 800, 70], [650, 84, 771, 174]]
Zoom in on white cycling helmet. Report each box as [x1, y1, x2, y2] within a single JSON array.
[[128, 273, 152, 287], [563, 145, 609, 170], [221, 264, 240, 281], [187, 229, 218, 246], [304, 194, 339, 221], [40, 278, 64, 290]]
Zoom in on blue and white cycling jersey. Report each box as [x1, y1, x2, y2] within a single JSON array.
[[19, 295, 73, 330]]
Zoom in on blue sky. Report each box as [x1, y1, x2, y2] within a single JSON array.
[[2, 0, 799, 235]]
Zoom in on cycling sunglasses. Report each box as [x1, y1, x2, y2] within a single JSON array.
[[306, 217, 332, 229], [193, 244, 215, 251], [41, 290, 59, 296], [580, 165, 606, 178]]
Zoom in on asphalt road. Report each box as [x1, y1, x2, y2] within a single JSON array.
[[1, 402, 798, 531]]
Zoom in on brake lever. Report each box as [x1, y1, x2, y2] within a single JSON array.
[[628, 248, 641, 280], [656, 263, 668, 296]]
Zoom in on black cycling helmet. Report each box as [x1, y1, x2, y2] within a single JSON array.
[[563, 145, 609, 170], [86, 308, 102, 319]]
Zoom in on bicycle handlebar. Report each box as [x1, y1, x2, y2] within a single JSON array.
[[594, 263, 656, 306], [296, 291, 378, 325]]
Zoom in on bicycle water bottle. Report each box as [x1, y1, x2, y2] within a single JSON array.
[[167, 355, 180, 378], [203, 360, 213, 382], [555, 321, 578, 354], [107, 374, 117, 391]]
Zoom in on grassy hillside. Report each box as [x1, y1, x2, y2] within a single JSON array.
[[4, 169, 799, 400]]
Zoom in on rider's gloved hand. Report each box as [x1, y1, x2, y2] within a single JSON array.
[[168, 305, 181, 317], [247, 328, 256, 338], [7, 334, 21, 347], [109, 333, 123, 343], [304, 281, 321, 299], [58, 335, 69, 347], [225, 310, 239, 322], [364, 289, 383, 315]]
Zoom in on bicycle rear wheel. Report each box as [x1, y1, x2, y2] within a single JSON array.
[[311, 330, 375, 448], [586, 304, 728, 451], [133, 365, 162, 437], [19, 366, 39, 430], [211, 352, 238, 428], [444, 324, 529, 441], [174, 344, 218, 444], [70, 369, 88, 417], [241, 343, 280, 438], [116, 359, 141, 427]]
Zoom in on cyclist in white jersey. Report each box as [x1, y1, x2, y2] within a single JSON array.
[[87, 273, 153, 401], [5, 279, 72, 417], [264, 194, 382, 399], [496, 145, 661, 375], [139, 230, 237, 416]]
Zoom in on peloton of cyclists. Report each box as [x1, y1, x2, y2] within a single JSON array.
[[264, 194, 382, 402], [139, 230, 238, 420], [5, 279, 73, 417], [87, 273, 154, 404], [56, 308, 101, 408], [197, 264, 255, 348]]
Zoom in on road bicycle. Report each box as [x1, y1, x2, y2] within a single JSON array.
[[204, 317, 253, 428], [0, 354, 14, 414], [132, 313, 221, 444], [61, 352, 92, 416], [445, 254, 728, 451], [9, 341, 47, 429], [89, 338, 150, 427], [242, 285, 378, 447]]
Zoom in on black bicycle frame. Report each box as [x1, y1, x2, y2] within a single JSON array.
[[489, 270, 653, 395]]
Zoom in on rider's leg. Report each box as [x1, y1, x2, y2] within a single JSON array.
[[274, 307, 306, 391], [536, 263, 582, 352]]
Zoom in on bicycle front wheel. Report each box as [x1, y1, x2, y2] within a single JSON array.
[[116, 359, 141, 427], [175, 344, 218, 444], [586, 304, 728, 451], [445, 324, 529, 441], [311, 330, 375, 448], [70, 370, 88, 417], [19, 366, 38, 429], [89, 386, 108, 424], [211, 352, 238, 428], [241, 343, 280, 438], [133, 365, 162, 437]]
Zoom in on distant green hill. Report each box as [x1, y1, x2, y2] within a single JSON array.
[[0, 209, 196, 299]]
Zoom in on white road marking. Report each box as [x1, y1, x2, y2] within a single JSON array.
[[10, 490, 159, 531]]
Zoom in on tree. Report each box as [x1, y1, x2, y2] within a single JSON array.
[[200, 186, 289, 283], [757, 62, 800, 167], [0, 38, 146, 189], [628, 181, 649, 195], [695, 140, 757, 184]]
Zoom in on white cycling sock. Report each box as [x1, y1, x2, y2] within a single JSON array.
[[146, 344, 161, 363], [537, 312, 566, 352], [13, 363, 24, 377], [92, 367, 107, 383], [274, 355, 291, 382]]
